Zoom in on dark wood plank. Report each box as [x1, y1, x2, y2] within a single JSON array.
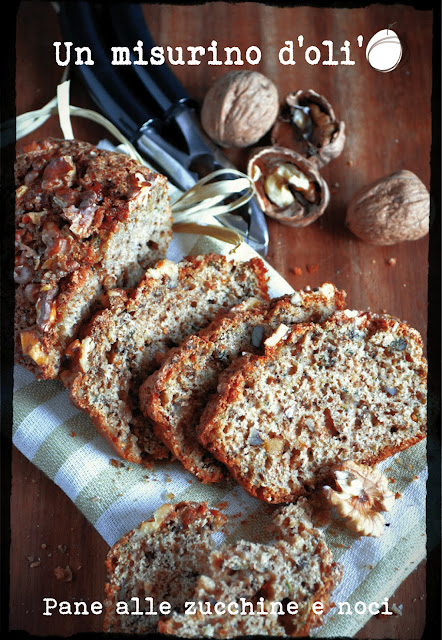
[[9, 448, 107, 635], [10, 2, 432, 637]]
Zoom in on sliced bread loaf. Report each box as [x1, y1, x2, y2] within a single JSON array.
[[198, 310, 427, 503], [159, 499, 342, 638], [67, 254, 269, 462], [140, 283, 346, 483], [103, 502, 227, 634], [15, 138, 172, 379]]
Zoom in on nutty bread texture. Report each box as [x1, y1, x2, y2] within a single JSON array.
[[198, 310, 427, 503], [140, 283, 346, 483], [68, 254, 269, 462], [15, 138, 172, 379], [105, 499, 342, 638], [161, 500, 342, 637], [103, 502, 227, 634]]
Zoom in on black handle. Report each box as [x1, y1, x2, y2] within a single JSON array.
[[58, 1, 160, 139], [106, 2, 190, 114]]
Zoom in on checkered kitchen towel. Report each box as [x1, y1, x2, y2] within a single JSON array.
[[13, 228, 426, 637]]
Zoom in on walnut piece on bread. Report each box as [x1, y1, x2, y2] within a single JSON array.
[[323, 460, 396, 537], [15, 138, 173, 379]]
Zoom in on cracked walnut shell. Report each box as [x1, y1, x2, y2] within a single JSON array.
[[201, 71, 279, 148], [323, 460, 396, 537], [271, 89, 345, 169]]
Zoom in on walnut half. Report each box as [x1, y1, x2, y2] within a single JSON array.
[[247, 146, 330, 227], [323, 460, 396, 537]]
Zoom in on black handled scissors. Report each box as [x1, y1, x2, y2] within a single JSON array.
[[57, 2, 269, 255]]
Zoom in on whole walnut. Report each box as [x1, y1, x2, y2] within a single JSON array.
[[201, 71, 279, 148], [346, 170, 430, 245]]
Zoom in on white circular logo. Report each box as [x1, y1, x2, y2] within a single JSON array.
[[366, 29, 403, 72]]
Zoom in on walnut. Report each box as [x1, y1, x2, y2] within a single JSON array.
[[200, 71, 279, 148], [264, 323, 290, 347], [346, 170, 430, 245], [247, 146, 329, 226], [323, 460, 396, 537], [271, 90, 345, 168], [54, 565, 73, 582], [35, 285, 58, 332], [20, 330, 48, 366]]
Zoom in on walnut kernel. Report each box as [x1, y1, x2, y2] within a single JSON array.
[[323, 460, 396, 537], [248, 146, 329, 227]]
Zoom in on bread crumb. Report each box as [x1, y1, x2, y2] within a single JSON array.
[[390, 603, 403, 616], [292, 267, 303, 276], [110, 458, 123, 468], [30, 560, 41, 568], [71, 431, 76, 437], [54, 565, 73, 582], [57, 545, 67, 554], [386, 257, 397, 266], [306, 263, 319, 273]]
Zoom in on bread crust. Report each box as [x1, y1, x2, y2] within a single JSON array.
[[199, 311, 427, 503], [15, 138, 172, 379], [140, 284, 346, 483], [67, 254, 269, 464]]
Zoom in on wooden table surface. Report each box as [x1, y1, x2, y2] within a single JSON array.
[[10, 2, 434, 637]]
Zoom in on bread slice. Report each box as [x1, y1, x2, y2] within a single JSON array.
[[103, 502, 227, 634], [159, 499, 342, 638], [198, 310, 427, 503], [67, 254, 269, 461], [15, 138, 172, 379], [140, 283, 346, 483]]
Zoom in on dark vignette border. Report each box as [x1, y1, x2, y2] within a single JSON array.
[[1, 1, 440, 639]]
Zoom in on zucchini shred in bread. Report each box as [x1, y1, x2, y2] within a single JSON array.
[[198, 310, 427, 503], [68, 254, 269, 462], [140, 283, 346, 483], [15, 138, 172, 379], [104, 500, 342, 637]]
